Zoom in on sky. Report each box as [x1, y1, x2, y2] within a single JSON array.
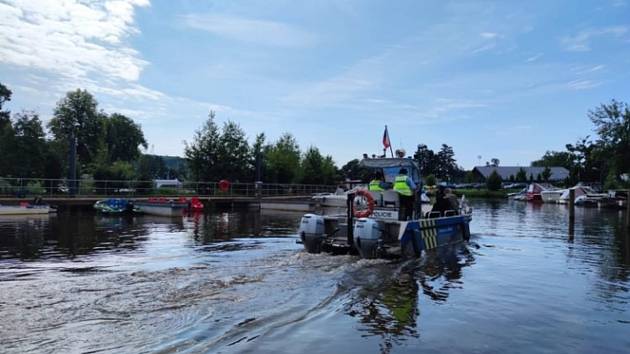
[[1, 0, 629, 169]]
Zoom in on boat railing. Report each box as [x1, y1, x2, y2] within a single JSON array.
[[0, 177, 337, 198]]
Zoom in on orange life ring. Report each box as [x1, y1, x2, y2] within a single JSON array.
[[353, 189, 375, 218], [218, 179, 231, 192]]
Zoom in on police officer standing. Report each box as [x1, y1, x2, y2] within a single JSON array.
[[393, 168, 416, 220]]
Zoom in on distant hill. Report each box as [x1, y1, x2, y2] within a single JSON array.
[[157, 155, 187, 170]]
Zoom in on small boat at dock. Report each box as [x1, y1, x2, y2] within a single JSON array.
[[94, 198, 139, 214], [134, 197, 189, 217], [0, 202, 55, 216]]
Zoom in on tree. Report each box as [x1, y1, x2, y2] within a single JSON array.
[[0, 82, 14, 176], [425, 174, 437, 186], [300, 147, 338, 185], [184, 111, 221, 181], [11, 111, 48, 178], [516, 168, 527, 182], [490, 158, 500, 167], [104, 113, 147, 162], [265, 133, 301, 183], [541, 167, 551, 182], [136, 154, 167, 180], [531, 151, 574, 170], [436, 144, 457, 181], [340, 159, 370, 181], [588, 99, 630, 180], [216, 120, 250, 181], [252, 133, 266, 181], [486, 170, 502, 191], [509, 175, 515, 182], [529, 173, 534, 182], [48, 89, 105, 168], [414, 144, 437, 176]]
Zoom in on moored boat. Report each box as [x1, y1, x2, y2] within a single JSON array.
[[540, 188, 565, 203], [94, 198, 138, 214], [0, 203, 55, 216], [298, 157, 472, 259], [134, 197, 189, 217]]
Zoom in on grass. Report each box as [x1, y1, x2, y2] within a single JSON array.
[[452, 188, 521, 199]]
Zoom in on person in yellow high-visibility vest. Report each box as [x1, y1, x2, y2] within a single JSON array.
[[368, 171, 387, 192], [393, 168, 416, 220]]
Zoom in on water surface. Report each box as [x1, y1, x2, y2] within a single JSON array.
[[0, 201, 629, 353]]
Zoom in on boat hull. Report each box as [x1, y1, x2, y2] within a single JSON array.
[[133, 201, 187, 217], [0, 206, 54, 216]]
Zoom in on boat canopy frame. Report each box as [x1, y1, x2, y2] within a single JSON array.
[[359, 158, 421, 184]]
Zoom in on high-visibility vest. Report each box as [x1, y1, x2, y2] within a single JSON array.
[[368, 180, 384, 191], [393, 175, 412, 196]]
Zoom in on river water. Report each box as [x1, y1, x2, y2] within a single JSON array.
[[0, 201, 629, 354]]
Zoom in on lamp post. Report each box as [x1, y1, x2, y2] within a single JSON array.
[[67, 120, 80, 196]]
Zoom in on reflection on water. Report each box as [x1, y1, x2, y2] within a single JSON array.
[[0, 201, 629, 354]]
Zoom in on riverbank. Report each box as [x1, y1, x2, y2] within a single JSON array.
[[453, 188, 519, 199]]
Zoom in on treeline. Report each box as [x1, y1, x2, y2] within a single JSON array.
[[531, 100, 630, 189], [0, 83, 182, 181], [184, 112, 338, 184]]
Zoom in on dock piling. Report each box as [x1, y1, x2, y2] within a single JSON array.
[[569, 189, 575, 240]]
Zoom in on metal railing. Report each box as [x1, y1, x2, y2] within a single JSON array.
[[0, 177, 337, 198]]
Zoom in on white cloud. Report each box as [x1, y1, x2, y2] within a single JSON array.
[[567, 79, 602, 90], [0, 0, 155, 99], [561, 26, 628, 51], [480, 32, 499, 39], [182, 14, 316, 47], [525, 53, 543, 62]]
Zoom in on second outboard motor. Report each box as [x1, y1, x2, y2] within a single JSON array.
[[353, 218, 383, 259], [298, 214, 325, 253]]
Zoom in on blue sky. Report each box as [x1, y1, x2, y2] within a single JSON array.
[[1, 0, 629, 168]]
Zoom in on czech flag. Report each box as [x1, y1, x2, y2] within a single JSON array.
[[382, 126, 391, 149]]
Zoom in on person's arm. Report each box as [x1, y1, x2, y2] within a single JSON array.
[[407, 177, 417, 190]]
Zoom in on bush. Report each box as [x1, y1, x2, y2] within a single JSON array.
[[486, 170, 502, 191], [26, 181, 45, 195], [425, 174, 437, 186]]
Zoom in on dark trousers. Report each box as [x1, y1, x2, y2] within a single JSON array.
[[399, 195, 414, 221]]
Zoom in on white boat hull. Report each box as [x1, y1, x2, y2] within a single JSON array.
[[541, 190, 564, 203], [0, 206, 54, 216], [134, 202, 187, 217]]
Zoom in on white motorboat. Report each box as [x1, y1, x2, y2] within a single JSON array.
[[133, 198, 188, 217], [557, 185, 608, 205], [541, 188, 565, 203]]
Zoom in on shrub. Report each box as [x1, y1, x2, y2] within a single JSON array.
[[425, 174, 437, 186], [486, 170, 502, 191]]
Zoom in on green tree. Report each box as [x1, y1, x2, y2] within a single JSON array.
[[486, 170, 502, 191], [340, 159, 370, 181], [48, 89, 105, 168], [300, 147, 337, 185], [184, 111, 220, 181], [588, 99, 630, 180], [529, 173, 534, 182], [104, 113, 147, 162], [136, 154, 167, 180], [509, 175, 515, 182], [516, 168, 527, 182], [436, 144, 457, 180], [414, 144, 438, 176], [490, 158, 500, 167], [425, 174, 437, 186], [216, 120, 250, 181], [541, 166, 551, 182], [265, 133, 301, 183], [11, 111, 48, 177], [0, 83, 15, 176], [252, 133, 266, 181]]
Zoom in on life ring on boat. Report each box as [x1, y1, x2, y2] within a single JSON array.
[[218, 179, 231, 192], [353, 189, 375, 218]]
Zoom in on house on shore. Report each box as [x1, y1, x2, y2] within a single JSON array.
[[472, 166, 570, 182]]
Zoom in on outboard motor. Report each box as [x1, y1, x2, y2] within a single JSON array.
[[353, 218, 383, 259], [298, 214, 325, 253]]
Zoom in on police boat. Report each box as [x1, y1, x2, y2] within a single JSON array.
[[297, 156, 472, 259]]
